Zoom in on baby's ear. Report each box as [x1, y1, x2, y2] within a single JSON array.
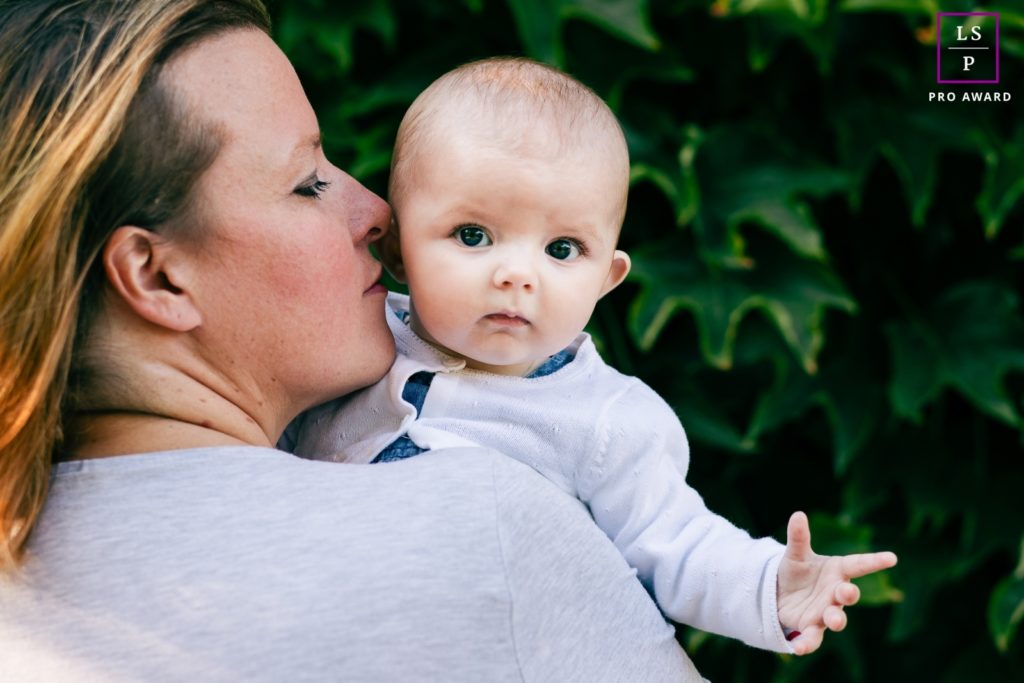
[[378, 218, 406, 283], [599, 249, 631, 298]]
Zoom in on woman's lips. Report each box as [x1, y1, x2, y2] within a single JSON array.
[[363, 266, 386, 295]]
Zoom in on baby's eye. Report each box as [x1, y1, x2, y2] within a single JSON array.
[[454, 225, 492, 247], [546, 238, 583, 261]]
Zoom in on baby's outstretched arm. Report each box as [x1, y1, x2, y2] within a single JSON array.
[[776, 511, 898, 655]]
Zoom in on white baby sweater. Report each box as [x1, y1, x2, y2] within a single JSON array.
[[295, 293, 792, 652]]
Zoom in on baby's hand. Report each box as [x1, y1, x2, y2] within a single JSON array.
[[776, 511, 897, 656]]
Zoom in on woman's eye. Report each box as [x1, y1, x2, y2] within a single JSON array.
[[546, 238, 583, 261], [295, 179, 331, 200], [454, 225, 491, 247]]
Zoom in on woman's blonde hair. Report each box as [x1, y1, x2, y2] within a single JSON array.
[[0, 0, 270, 569]]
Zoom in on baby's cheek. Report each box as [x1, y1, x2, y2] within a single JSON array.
[[549, 303, 594, 346]]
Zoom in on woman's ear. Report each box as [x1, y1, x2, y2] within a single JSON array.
[[102, 226, 201, 331], [378, 218, 406, 283], [599, 249, 631, 298]]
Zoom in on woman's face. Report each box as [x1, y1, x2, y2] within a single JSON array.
[[164, 30, 393, 415]]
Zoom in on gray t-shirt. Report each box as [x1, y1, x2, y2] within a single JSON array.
[[0, 446, 702, 682]]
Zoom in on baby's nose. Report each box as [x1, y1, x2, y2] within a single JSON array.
[[493, 257, 537, 291]]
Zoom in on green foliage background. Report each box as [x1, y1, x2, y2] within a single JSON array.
[[271, 0, 1024, 679]]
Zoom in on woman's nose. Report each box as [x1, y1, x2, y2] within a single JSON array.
[[344, 175, 391, 245]]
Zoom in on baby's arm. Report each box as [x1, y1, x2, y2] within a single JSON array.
[[577, 381, 792, 652], [578, 381, 897, 655]]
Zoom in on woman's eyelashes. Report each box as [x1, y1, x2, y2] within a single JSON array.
[[294, 177, 331, 200]]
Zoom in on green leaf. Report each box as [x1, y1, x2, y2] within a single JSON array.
[[275, 0, 397, 74], [714, 0, 834, 71], [693, 126, 849, 267], [744, 354, 816, 443], [605, 59, 695, 113], [676, 390, 759, 454], [816, 353, 887, 475], [717, 0, 829, 20], [887, 282, 1024, 430], [745, 351, 884, 473], [836, 105, 978, 228], [627, 235, 857, 372], [745, 11, 836, 73], [627, 123, 701, 228], [506, 0, 561, 63], [988, 537, 1024, 652], [563, 0, 661, 50], [838, 0, 936, 14], [977, 125, 1024, 240], [505, 0, 659, 65]]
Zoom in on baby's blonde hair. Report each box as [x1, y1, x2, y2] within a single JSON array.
[[389, 57, 630, 226]]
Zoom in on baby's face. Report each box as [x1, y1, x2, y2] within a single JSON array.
[[392, 125, 630, 376]]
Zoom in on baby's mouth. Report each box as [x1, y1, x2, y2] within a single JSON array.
[[484, 312, 530, 326]]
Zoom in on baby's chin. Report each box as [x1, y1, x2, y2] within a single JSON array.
[[450, 344, 562, 377]]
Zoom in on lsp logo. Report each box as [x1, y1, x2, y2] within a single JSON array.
[[937, 12, 1000, 84]]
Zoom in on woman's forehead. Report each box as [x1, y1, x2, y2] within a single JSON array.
[[163, 29, 319, 167]]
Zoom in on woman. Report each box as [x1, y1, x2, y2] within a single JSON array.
[[0, 1, 702, 680]]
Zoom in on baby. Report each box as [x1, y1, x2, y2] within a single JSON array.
[[289, 57, 894, 655]]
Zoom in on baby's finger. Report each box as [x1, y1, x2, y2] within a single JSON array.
[[823, 604, 847, 632], [834, 581, 860, 606], [790, 625, 825, 656], [840, 550, 897, 579], [784, 511, 813, 563]]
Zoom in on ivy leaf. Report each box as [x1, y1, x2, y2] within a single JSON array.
[[627, 235, 857, 373], [563, 0, 661, 50], [693, 126, 849, 268], [675, 386, 759, 454], [745, 10, 836, 73], [888, 538, 982, 640], [836, 104, 978, 228], [714, 0, 834, 72], [977, 125, 1024, 240], [745, 351, 884, 473], [504, 0, 659, 65], [627, 122, 701, 229], [714, 0, 829, 20], [994, 8, 1024, 59], [604, 56, 695, 113], [275, 0, 396, 74], [886, 282, 1024, 430], [838, 0, 936, 14], [988, 537, 1024, 653]]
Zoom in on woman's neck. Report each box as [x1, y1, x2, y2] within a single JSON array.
[[64, 351, 283, 460], [64, 412, 259, 460]]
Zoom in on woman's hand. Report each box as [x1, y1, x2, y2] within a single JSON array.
[[776, 511, 898, 655]]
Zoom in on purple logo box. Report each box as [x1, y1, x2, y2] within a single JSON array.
[[937, 12, 1000, 84]]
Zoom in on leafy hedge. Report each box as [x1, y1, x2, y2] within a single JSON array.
[[271, 1, 1024, 680]]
